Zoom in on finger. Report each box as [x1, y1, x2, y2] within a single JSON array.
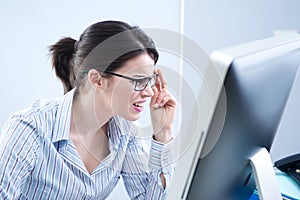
[[159, 93, 177, 108], [154, 90, 174, 107], [159, 96, 170, 107], [154, 89, 167, 106], [157, 69, 167, 89], [165, 96, 177, 107], [154, 69, 162, 92], [150, 86, 159, 108]]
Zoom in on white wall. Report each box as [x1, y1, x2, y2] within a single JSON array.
[[184, 0, 300, 52]]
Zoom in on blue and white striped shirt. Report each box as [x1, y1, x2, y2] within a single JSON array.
[[0, 89, 175, 199]]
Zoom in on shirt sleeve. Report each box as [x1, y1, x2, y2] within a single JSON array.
[[121, 136, 175, 200], [0, 115, 39, 199]]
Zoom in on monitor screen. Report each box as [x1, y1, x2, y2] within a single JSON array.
[[167, 34, 300, 200]]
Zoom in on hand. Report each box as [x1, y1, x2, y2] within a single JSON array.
[[150, 69, 177, 144]]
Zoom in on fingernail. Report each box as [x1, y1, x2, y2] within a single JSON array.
[[160, 103, 164, 107], [154, 104, 159, 108]]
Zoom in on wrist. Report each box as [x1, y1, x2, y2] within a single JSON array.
[[153, 128, 173, 144]]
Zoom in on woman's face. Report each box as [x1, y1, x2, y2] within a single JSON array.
[[107, 53, 155, 121]]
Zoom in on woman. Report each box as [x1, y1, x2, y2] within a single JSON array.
[[0, 20, 176, 199]]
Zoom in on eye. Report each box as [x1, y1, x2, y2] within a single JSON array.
[[135, 77, 149, 86]]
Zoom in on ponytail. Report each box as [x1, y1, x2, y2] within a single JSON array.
[[49, 37, 76, 94]]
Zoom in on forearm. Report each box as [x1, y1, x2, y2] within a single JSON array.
[[151, 134, 174, 189], [122, 138, 175, 199]]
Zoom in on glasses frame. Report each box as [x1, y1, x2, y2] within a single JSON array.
[[100, 70, 158, 91]]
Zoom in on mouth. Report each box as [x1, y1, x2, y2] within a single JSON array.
[[132, 100, 146, 112]]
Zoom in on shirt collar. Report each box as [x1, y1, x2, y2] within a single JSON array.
[[108, 115, 137, 148], [51, 89, 75, 143], [107, 116, 125, 148]]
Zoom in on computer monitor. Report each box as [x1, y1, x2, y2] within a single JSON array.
[[167, 34, 300, 200]]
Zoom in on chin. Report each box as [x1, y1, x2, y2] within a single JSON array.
[[128, 114, 140, 121], [125, 111, 141, 121], [117, 106, 143, 121], [118, 112, 140, 121]]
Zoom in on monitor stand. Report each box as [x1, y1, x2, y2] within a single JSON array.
[[249, 148, 282, 200]]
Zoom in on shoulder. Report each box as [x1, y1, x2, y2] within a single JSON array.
[[1, 96, 62, 139], [24, 97, 62, 118]]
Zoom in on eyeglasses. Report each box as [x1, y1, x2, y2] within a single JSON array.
[[100, 71, 158, 91]]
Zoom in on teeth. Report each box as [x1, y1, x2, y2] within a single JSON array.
[[133, 103, 142, 107]]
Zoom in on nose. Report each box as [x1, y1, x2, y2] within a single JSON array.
[[141, 84, 154, 97]]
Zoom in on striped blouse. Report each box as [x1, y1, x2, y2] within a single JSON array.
[[0, 89, 175, 199]]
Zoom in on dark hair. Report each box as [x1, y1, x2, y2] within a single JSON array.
[[49, 20, 159, 94]]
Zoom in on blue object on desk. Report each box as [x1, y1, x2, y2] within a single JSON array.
[[249, 191, 259, 200], [249, 169, 300, 200], [276, 169, 300, 200]]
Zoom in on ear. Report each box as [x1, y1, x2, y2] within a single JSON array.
[[87, 69, 102, 89]]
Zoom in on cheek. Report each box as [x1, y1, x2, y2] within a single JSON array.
[[111, 83, 134, 109]]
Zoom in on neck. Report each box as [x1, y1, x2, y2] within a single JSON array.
[[71, 89, 112, 136]]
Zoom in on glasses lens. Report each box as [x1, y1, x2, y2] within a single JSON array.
[[134, 74, 157, 91], [135, 77, 149, 91], [149, 75, 156, 87]]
